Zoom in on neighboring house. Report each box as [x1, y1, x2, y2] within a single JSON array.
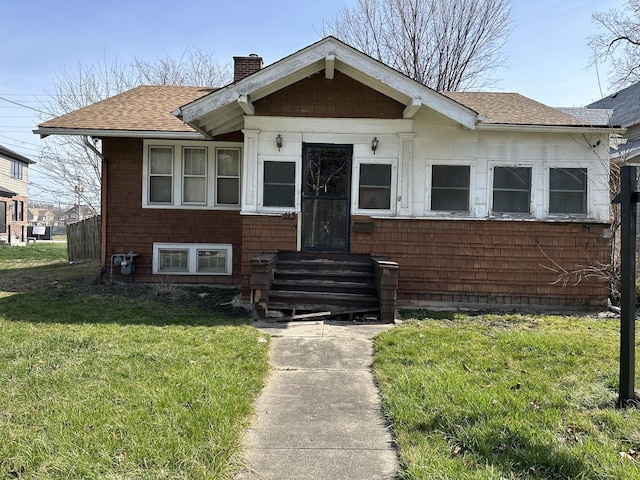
[[28, 207, 57, 225], [587, 81, 640, 163], [60, 205, 94, 225], [35, 37, 615, 316], [0, 144, 34, 243]]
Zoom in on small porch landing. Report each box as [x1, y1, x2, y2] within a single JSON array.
[[250, 251, 398, 323]]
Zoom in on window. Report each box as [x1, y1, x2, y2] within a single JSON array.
[[0, 202, 5, 233], [263, 161, 296, 207], [144, 141, 242, 209], [11, 161, 23, 180], [182, 147, 207, 204], [492, 166, 532, 214], [149, 146, 173, 203], [216, 149, 240, 205], [158, 248, 189, 273], [359, 164, 391, 210], [153, 243, 232, 275], [11, 200, 17, 221], [431, 165, 470, 212], [549, 167, 587, 214]]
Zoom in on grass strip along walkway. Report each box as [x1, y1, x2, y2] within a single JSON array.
[[0, 243, 270, 479], [374, 312, 640, 479]]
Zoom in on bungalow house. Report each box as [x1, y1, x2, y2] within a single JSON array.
[[35, 37, 615, 320], [0, 144, 34, 244]]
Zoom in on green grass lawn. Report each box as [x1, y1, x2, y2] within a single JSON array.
[[0, 243, 270, 479], [375, 312, 640, 479]]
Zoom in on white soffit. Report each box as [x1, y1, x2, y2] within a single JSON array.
[[176, 37, 481, 135]]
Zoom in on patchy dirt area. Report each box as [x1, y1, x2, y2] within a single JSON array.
[[0, 259, 249, 316]]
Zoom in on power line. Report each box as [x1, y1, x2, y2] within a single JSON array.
[[0, 96, 50, 115]]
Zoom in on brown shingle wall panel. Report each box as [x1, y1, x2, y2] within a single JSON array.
[[350, 217, 610, 308], [255, 71, 404, 119], [240, 215, 298, 296], [102, 137, 242, 284]]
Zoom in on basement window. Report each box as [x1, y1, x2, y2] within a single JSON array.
[[153, 243, 232, 275], [549, 167, 587, 215]]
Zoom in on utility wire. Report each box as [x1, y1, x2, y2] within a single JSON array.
[[0, 95, 49, 115]]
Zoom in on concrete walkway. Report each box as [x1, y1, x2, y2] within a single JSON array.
[[235, 320, 399, 480]]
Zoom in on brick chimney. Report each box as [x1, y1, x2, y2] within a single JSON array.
[[233, 54, 263, 82]]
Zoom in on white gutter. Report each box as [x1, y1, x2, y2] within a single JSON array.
[[33, 127, 206, 140], [477, 123, 625, 134]]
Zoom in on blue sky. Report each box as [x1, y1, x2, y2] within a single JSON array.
[[0, 0, 626, 201]]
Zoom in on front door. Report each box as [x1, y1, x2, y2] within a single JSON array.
[[301, 143, 352, 251]]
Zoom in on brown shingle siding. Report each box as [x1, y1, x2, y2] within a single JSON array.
[[102, 137, 243, 285], [350, 216, 610, 309]]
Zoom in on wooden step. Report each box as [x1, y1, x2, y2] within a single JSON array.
[[268, 290, 379, 311], [271, 278, 377, 295]]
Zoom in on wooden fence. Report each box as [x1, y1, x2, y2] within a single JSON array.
[[67, 215, 101, 261]]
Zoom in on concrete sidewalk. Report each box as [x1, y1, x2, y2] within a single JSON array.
[[235, 320, 399, 480]]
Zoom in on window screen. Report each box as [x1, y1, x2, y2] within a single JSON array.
[[431, 165, 470, 212], [359, 164, 391, 209]]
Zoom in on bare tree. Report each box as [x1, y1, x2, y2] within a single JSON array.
[[37, 49, 231, 214], [321, 0, 513, 91], [590, 0, 640, 90]]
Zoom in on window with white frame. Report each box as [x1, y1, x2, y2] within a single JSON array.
[[359, 163, 391, 210], [549, 167, 587, 214], [153, 243, 232, 275], [216, 149, 240, 205], [492, 166, 532, 214], [263, 160, 296, 207], [431, 165, 470, 212], [148, 146, 174, 203], [144, 142, 241, 209], [11, 161, 23, 180], [182, 147, 207, 204]]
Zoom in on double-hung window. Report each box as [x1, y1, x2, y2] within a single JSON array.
[[263, 160, 296, 208], [549, 167, 587, 214], [182, 147, 207, 204], [358, 164, 392, 210], [431, 165, 470, 212], [11, 161, 23, 180], [492, 166, 532, 214], [148, 146, 174, 204], [216, 149, 240, 205]]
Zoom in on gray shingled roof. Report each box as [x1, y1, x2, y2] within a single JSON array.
[[556, 107, 614, 126], [0, 144, 34, 164], [587, 82, 640, 127]]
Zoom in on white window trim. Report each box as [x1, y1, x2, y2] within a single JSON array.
[[215, 147, 242, 207], [152, 243, 233, 276], [182, 146, 208, 205], [257, 156, 301, 213], [426, 159, 476, 217], [543, 163, 590, 218], [142, 140, 242, 210], [352, 157, 397, 216], [487, 162, 535, 218]]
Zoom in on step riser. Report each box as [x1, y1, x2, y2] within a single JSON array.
[[267, 253, 380, 315]]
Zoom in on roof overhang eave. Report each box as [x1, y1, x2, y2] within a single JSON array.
[[477, 123, 625, 134], [33, 127, 205, 140]]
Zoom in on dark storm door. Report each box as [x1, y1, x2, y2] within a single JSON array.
[[301, 143, 352, 251]]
